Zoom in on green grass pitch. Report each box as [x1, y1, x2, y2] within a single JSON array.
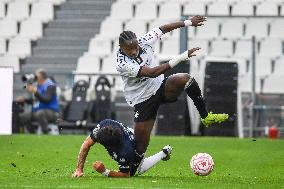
[[0, 135, 283, 189]]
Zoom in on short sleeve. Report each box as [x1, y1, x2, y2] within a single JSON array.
[[138, 28, 163, 47], [89, 124, 101, 142], [116, 60, 141, 78]]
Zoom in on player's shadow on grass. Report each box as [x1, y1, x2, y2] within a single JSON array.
[[133, 175, 190, 180]]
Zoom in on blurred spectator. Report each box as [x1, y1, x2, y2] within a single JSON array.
[[17, 69, 59, 134]]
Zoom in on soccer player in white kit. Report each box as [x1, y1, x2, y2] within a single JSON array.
[[115, 16, 229, 159]]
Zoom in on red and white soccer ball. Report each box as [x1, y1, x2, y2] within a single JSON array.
[[190, 153, 214, 176]]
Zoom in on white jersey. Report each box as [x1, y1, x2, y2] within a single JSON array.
[[116, 28, 164, 107]]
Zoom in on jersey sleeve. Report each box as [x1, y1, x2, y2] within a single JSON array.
[[89, 124, 101, 142], [138, 28, 163, 48], [116, 58, 141, 78]]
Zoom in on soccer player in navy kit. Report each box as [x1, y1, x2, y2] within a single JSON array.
[[72, 119, 172, 178]]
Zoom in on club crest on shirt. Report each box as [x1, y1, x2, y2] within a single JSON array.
[[134, 56, 143, 64]]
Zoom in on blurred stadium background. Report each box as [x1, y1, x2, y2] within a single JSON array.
[[0, 0, 284, 138]]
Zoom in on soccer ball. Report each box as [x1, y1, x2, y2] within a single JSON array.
[[190, 153, 214, 176]]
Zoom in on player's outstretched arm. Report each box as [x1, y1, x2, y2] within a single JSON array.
[[72, 136, 95, 178], [93, 161, 130, 178], [159, 15, 206, 33], [139, 47, 201, 78]]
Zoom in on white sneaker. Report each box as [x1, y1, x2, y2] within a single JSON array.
[[162, 145, 172, 161]]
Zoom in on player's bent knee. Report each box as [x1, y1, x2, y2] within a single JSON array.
[[181, 73, 191, 84], [175, 73, 192, 88]]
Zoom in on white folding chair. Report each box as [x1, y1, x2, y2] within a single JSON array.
[[19, 19, 43, 40]]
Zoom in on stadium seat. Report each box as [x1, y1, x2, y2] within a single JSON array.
[[109, 1, 133, 20], [234, 40, 252, 59], [41, 0, 66, 6], [0, 0, 13, 3], [183, 1, 206, 16], [112, 38, 120, 52], [8, 37, 31, 59], [188, 39, 209, 57], [270, 19, 284, 38], [210, 39, 233, 57], [256, 2, 279, 16], [259, 38, 283, 58], [273, 57, 284, 75], [135, 1, 157, 20], [0, 19, 17, 38], [0, 55, 20, 73], [120, 0, 141, 4], [236, 58, 249, 76], [195, 18, 221, 39], [159, 2, 181, 20], [249, 56, 273, 76], [19, 19, 43, 40], [124, 19, 147, 37], [216, 0, 238, 3], [145, 0, 165, 3], [244, 19, 269, 39], [281, 4, 284, 16], [221, 19, 245, 39], [101, 55, 123, 92], [262, 75, 284, 93], [160, 37, 179, 59], [0, 2, 5, 19], [207, 2, 230, 16], [76, 54, 100, 73], [244, 0, 263, 4], [18, 0, 39, 4], [88, 37, 112, 57], [0, 38, 6, 55], [7, 1, 29, 21], [98, 18, 123, 39], [239, 74, 261, 93], [231, 2, 254, 16], [31, 1, 54, 23], [101, 55, 118, 74]]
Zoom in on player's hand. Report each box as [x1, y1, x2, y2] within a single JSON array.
[[188, 47, 201, 58], [190, 15, 206, 27], [72, 169, 83, 178], [93, 161, 106, 174]]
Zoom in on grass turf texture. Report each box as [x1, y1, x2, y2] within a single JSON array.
[[0, 135, 283, 189]]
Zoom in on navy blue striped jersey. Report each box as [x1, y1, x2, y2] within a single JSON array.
[[90, 119, 140, 174]]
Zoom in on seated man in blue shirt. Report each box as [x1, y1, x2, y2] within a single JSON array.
[[18, 69, 59, 134], [72, 119, 172, 178]]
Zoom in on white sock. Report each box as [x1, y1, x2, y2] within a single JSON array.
[[137, 151, 166, 175]]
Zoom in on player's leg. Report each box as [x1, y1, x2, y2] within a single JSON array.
[[164, 73, 208, 118], [164, 73, 228, 126], [134, 119, 155, 156], [133, 93, 161, 156], [137, 145, 172, 175]]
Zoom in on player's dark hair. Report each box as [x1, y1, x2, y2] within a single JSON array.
[[96, 125, 123, 148], [119, 31, 137, 46]]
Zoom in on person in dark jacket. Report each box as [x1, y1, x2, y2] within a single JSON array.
[[17, 69, 59, 134]]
